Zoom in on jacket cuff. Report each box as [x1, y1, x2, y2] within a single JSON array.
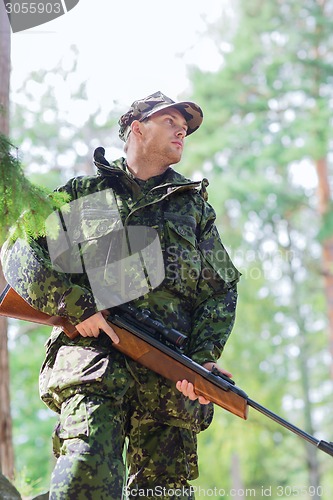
[[57, 286, 97, 325], [190, 350, 218, 366]]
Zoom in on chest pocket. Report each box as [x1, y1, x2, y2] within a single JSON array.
[[77, 209, 124, 270], [163, 213, 201, 297], [77, 210, 122, 241]]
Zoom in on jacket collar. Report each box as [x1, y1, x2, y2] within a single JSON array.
[[95, 157, 200, 188]]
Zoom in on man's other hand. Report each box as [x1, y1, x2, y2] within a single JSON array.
[[176, 362, 232, 405]]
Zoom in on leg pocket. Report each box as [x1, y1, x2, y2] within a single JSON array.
[[48, 346, 109, 396], [51, 395, 128, 499], [52, 393, 89, 457], [58, 393, 89, 439], [47, 344, 133, 409]]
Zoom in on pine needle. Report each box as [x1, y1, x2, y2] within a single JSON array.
[[0, 133, 69, 244]]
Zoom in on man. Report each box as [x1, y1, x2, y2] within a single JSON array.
[[2, 91, 240, 499]]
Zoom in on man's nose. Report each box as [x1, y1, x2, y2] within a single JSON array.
[[176, 127, 186, 139]]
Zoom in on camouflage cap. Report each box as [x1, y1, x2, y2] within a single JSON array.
[[118, 91, 203, 142]]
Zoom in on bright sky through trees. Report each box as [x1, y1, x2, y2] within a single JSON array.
[[10, 0, 230, 107]]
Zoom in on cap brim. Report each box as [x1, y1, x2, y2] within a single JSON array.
[[143, 101, 203, 136]]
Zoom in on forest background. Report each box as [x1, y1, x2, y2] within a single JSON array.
[[0, 0, 333, 499]]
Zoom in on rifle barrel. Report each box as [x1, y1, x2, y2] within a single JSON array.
[[247, 398, 333, 457]]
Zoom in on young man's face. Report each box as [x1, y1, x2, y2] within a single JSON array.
[[140, 108, 188, 165]]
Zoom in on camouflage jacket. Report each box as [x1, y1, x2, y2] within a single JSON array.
[[2, 157, 240, 365]]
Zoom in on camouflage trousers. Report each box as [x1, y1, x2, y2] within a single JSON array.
[[40, 331, 213, 499], [49, 381, 198, 500]]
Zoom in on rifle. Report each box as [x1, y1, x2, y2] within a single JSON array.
[[1, 284, 333, 457]]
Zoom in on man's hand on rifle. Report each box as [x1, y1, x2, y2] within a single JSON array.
[[176, 362, 233, 405], [75, 311, 120, 344]]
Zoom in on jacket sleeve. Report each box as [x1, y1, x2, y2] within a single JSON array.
[[187, 200, 240, 365], [0, 180, 98, 325]]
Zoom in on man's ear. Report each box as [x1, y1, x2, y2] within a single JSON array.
[[131, 120, 143, 137]]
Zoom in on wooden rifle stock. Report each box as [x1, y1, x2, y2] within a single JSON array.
[[2, 283, 333, 457], [0, 284, 78, 338]]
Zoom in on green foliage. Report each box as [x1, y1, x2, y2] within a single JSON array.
[[0, 133, 69, 244], [13, 467, 45, 498]]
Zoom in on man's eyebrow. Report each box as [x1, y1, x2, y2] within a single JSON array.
[[166, 112, 188, 129]]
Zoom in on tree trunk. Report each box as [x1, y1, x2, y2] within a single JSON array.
[[0, 0, 14, 481], [0, 0, 10, 135], [315, 157, 333, 378], [0, 268, 14, 480]]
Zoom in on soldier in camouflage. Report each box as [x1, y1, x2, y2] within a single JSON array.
[[1, 91, 240, 499]]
